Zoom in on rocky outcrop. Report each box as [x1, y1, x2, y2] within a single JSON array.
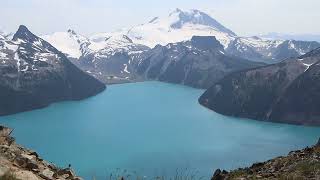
[[199, 48, 320, 125], [0, 25, 106, 116], [0, 126, 82, 180], [211, 139, 320, 180]]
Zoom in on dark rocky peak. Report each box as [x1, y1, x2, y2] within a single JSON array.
[[191, 36, 224, 51], [12, 25, 59, 54], [67, 29, 77, 35], [13, 25, 38, 43]]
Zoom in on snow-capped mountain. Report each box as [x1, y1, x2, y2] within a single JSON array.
[[226, 36, 320, 63], [92, 34, 149, 59], [0, 25, 105, 115], [260, 32, 320, 42], [42, 29, 150, 62], [103, 8, 237, 48], [0, 29, 13, 40], [39, 8, 320, 86], [41, 29, 92, 59], [92, 9, 319, 63], [73, 34, 150, 84], [42, 9, 320, 65]]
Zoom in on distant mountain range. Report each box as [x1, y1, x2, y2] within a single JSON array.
[[42, 9, 320, 64], [199, 47, 320, 125], [0, 25, 105, 115], [261, 32, 320, 43], [38, 9, 320, 88]]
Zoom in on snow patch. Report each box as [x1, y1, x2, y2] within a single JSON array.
[[123, 64, 130, 74]]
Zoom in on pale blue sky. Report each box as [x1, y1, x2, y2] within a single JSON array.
[[1, 0, 320, 36]]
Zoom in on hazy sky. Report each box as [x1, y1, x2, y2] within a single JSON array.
[[1, 0, 320, 36]]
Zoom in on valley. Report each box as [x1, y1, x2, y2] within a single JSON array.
[[1, 82, 320, 179]]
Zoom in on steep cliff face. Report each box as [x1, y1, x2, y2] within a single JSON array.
[[0, 25, 105, 115], [199, 48, 320, 125], [136, 36, 262, 88], [269, 50, 320, 124]]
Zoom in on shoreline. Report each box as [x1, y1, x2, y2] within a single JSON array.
[[1, 124, 319, 180]]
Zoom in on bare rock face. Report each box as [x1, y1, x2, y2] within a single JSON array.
[[200, 48, 320, 125], [0, 25, 106, 116]]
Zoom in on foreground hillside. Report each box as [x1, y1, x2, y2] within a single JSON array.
[[0, 25, 106, 116], [212, 139, 320, 180], [0, 126, 81, 180], [199, 48, 320, 125]]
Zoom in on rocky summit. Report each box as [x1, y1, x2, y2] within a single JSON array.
[[199, 47, 320, 125], [0, 25, 106, 116]]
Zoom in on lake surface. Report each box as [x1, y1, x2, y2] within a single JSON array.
[[1, 82, 320, 179]]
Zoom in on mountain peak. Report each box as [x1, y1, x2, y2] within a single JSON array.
[[67, 29, 77, 35], [166, 9, 236, 36], [169, 8, 183, 15], [191, 36, 223, 50], [13, 25, 38, 42]]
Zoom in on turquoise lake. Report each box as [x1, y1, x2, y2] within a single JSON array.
[[1, 82, 320, 179]]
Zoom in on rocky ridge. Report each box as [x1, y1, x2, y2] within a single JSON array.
[[199, 47, 320, 125], [135, 36, 262, 88], [212, 139, 320, 180]]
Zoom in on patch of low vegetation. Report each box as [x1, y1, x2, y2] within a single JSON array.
[[95, 168, 208, 180], [0, 172, 21, 180]]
